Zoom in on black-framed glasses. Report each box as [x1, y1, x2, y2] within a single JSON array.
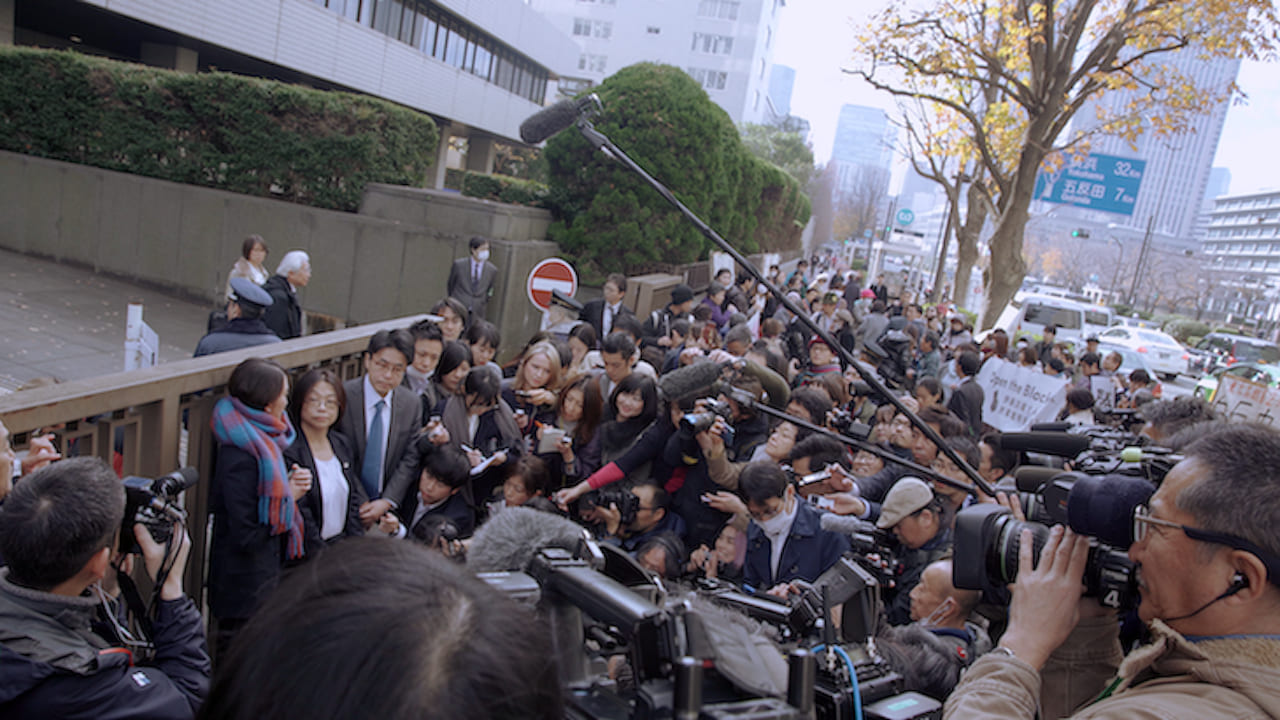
[[1133, 504, 1280, 582]]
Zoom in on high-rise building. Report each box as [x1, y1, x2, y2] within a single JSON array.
[[829, 104, 894, 202], [766, 63, 795, 123], [1075, 55, 1239, 248], [528, 0, 785, 125], [1202, 190, 1280, 328]]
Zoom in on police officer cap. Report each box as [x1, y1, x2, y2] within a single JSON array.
[[229, 277, 273, 311]]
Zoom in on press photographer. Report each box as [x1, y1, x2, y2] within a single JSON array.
[[0, 457, 209, 718], [945, 423, 1280, 719]]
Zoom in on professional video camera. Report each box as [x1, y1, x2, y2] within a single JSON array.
[[679, 397, 736, 446], [955, 449, 1176, 610], [471, 509, 941, 720], [117, 468, 198, 554], [865, 330, 914, 390]]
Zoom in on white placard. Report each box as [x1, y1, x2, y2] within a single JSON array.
[[976, 358, 1070, 431]]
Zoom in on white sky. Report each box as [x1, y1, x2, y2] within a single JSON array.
[[773, 0, 1280, 197]]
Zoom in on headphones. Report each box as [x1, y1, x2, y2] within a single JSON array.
[[1226, 572, 1250, 596]]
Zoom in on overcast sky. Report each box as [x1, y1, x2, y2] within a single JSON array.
[[773, 0, 1280, 197]]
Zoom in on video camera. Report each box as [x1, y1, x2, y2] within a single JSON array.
[[955, 430, 1179, 610], [117, 468, 198, 554]]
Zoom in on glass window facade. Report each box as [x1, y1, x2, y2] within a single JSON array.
[[314, 0, 550, 104]]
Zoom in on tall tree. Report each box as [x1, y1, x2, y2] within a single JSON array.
[[853, 0, 1279, 328], [739, 122, 817, 189]]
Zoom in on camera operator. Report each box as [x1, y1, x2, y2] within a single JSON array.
[[590, 481, 686, 553], [877, 477, 954, 626], [1138, 396, 1218, 445], [946, 423, 1280, 719], [0, 457, 209, 718]]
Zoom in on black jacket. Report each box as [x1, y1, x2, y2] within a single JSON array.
[[948, 377, 985, 438], [283, 431, 366, 556], [579, 298, 635, 340], [208, 443, 291, 620], [0, 571, 209, 719], [261, 274, 302, 340]]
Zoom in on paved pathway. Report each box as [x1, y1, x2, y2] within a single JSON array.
[[0, 247, 210, 393]]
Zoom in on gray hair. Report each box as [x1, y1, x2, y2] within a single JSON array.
[[276, 250, 310, 277], [1179, 423, 1280, 564]]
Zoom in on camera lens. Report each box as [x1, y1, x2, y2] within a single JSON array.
[[991, 515, 1050, 585]]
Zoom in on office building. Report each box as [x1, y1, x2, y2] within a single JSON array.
[[1201, 189, 1280, 326], [528, 0, 785, 125]]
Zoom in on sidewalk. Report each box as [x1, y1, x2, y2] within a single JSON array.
[[0, 247, 211, 393]]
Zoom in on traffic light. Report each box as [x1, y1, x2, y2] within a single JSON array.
[[1070, 228, 1091, 238]]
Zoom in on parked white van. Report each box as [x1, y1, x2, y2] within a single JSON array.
[[1007, 294, 1087, 346]]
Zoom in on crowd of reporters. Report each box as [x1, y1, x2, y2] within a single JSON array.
[[3, 259, 1280, 719]]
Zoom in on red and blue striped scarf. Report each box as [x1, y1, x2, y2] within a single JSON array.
[[210, 396, 304, 559]]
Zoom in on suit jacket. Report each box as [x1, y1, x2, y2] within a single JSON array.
[[261, 275, 302, 340], [283, 430, 366, 556], [579, 298, 635, 339], [446, 257, 497, 320], [337, 378, 421, 506]]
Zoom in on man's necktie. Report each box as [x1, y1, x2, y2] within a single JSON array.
[[360, 399, 385, 500]]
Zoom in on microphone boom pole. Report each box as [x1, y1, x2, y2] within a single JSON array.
[[567, 107, 994, 498]]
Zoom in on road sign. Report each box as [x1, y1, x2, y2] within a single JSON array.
[[863, 229, 873, 239], [896, 208, 915, 226], [1033, 153, 1146, 216], [526, 258, 578, 311]]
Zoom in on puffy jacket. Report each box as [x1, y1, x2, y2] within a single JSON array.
[[945, 616, 1280, 719], [0, 571, 209, 719]]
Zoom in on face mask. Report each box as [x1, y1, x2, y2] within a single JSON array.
[[476, 249, 490, 262], [758, 494, 796, 538]]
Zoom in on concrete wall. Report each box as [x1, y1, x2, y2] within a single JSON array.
[[360, 184, 552, 242], [0, 151, 558, 362]]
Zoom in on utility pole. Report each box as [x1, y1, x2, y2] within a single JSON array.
[[930, 190, 956, 304], [1127, 214, 1155, 306]]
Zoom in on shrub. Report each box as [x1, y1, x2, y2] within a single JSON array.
[[543, 63, 809, 280], [460, 171, 548, 207], [0, 47, 437, 211]]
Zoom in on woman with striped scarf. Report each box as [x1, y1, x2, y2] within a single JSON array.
[[207, 357, 311, 658]]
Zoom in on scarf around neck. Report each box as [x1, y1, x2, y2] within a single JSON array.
[[210, 396, 304, 559]]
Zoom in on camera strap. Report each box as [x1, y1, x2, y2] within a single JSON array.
[[114, 566, 156, 646]]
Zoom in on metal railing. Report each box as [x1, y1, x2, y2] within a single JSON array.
[[0, 315, 426, 607]]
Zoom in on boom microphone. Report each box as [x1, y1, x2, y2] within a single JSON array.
[[518, 94, 602, 144], [467, 507, 591, 572], [996, 432, 1091, 458], [658, 360, 724, 403]]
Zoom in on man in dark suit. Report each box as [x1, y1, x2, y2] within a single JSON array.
[[446, 236, 498, 321], [337, 329, 420, 529], [579, 273, 634, 339], [262, 250, 310, 340], [947, 350, 985, 438]]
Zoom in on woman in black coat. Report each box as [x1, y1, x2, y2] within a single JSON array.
[[284, 368, 365, 558], [208, 358, 309, 657]]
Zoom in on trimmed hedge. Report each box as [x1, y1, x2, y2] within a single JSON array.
[[0, 47, 438, 211], [543, 63, 810, 280], [461, 171, 549, 207]]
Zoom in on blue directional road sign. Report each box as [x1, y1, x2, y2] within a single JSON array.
[[1033, 153, 1145, 216]]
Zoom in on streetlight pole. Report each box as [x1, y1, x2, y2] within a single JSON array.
[[1107, 236, 1125, 305]]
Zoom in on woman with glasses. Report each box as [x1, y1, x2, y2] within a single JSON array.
[[285, 368, 365, 556]]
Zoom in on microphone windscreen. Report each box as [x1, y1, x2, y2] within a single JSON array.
[[819, 513, 878, 536], [998, 432, 1091, 458], [519, 100, 581, 144], [467, 507, 587, 572], [1066, 475, 1156, 548], [658, 361, 723, 403], [1012, 465, 1064, 493]]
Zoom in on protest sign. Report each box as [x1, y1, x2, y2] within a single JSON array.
[[976, 358, 1070, 431], [1210, 373, 1280, 427]]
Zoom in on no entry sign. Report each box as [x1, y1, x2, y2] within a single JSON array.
[[526, 258, 578, 311]]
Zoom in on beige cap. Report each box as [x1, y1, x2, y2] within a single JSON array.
[[876, 477, 936, 529]]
